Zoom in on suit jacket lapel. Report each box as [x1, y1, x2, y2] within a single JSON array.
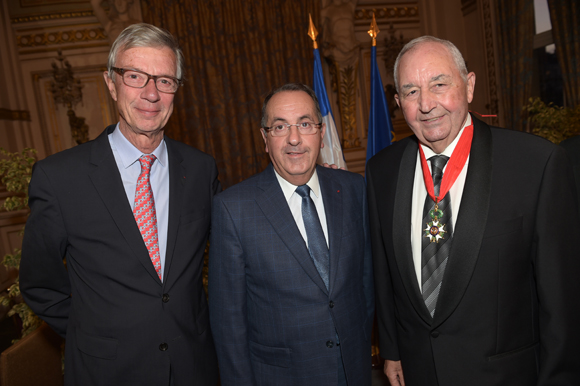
[[163, 137, 185, 286], [317, 166, 342, 295], [392, 138, 433, 323], [431, 116, 493, 328], [256, 165, 329, 294], [88, 125, 161, 284]]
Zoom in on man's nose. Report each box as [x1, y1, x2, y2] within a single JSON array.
[[286, 125, 302, 145], [418, 91, 436, 113], [141, 78, 161, 102]]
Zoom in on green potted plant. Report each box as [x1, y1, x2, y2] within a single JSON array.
[[524, 97, 580, 144], [0, 148, 42, 341]]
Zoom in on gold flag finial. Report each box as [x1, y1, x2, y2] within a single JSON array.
[[368, 13, 380, 47], [308, 13, 318, 49]]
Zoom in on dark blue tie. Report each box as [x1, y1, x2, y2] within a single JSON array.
[[295, 185, 330, 289]]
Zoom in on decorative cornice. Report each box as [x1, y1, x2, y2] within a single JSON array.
[[0, 108, 31, 121], [17, 28, 107, 48], [11, 11, 95, 24], [355, 7, 419, 20]]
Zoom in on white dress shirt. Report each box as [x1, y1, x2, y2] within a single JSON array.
[[274, 169, 329, 247], [411, 114, 472, 289], [108, 124, 170, 281]]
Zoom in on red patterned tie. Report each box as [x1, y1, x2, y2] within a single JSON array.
[[134, 155, 162, 279]]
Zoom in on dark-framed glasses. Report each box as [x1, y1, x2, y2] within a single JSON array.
[[111, 67, 182, 94], [262, 121, 322, 137]]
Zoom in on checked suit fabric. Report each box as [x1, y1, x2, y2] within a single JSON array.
[[133, 154, 162, 279]]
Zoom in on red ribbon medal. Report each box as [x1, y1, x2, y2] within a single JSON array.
[[419, 123, 473, 242]]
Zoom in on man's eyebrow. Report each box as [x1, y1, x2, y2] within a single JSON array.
[[431, 74, 451, 82]]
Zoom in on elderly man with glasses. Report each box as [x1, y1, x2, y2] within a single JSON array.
[[20, 23, 220, 386], [208, 83, 374, 386]]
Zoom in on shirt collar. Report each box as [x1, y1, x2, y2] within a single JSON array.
[[274, 168, 321, 203], [421, 113, 472, 159], [110, 123, 168, 168]]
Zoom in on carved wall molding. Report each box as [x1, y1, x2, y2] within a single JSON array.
[[11, 11, 94, 24], [355, 6, 419, 21], [0, 109, 31, 121], [17, 27, 107, 48]]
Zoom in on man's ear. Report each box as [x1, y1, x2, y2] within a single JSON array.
[[260, 129, 269, 153], [319, 122, 326, 148], [394, 94, 401, 108], [104, 71, 118, 101]]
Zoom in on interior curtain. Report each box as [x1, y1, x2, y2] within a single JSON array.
[[140, 0, 319, 189], [548, 0, 580, 108], [494, 0, 535, 131]]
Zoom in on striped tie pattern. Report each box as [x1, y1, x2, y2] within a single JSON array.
[[134, 154, 162, 280], [421, 155, 453, 317]]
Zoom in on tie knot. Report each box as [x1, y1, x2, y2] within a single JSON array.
[[139, 154, 157, 171], [295, 184, 311, 198], [429, 155, 449, 178]]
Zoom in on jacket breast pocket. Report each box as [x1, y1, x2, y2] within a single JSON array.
[[76, 329, 118, 360], [249, 341, 291, 368]]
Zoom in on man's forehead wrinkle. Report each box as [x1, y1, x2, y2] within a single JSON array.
[[431, 73, 451, 82]]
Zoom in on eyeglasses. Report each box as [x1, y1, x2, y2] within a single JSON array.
[[111, 67, 182, 94], [262, 121, 322, 137]]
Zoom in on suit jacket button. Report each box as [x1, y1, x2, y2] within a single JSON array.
[[326, 340, 334, 348], [162, 293, 170, 303], [159, 343, 168, 351], [431, 331, 440, 338], [329, 301, 334, 308]]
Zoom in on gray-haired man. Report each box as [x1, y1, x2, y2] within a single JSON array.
[[20, 23, 219, 386]]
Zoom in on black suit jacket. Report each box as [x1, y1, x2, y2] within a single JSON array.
[[20, 125, 220, 386], [209, 165, 374, 386], [367, 116, 580, 385], [560, 135, 580, 215]]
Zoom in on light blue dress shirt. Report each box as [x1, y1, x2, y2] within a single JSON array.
[[108, 124, 170, 281]]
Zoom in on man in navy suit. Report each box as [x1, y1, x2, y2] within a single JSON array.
[[209, 83, 374, 386], [20, 24, 219, 386]]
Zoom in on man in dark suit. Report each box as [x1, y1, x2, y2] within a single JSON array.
[[209, 83, 374, 386], [367, 36, 580, 386], [20, 23, 219, 386]]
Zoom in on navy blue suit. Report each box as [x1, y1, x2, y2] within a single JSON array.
[[209, 164, 374, 386]]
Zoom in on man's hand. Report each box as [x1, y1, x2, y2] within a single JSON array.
[[385, 360, 405, 386], [321, 163, 345, 170]]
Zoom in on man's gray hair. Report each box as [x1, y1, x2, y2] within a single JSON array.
[[393, 35, 468, 92], [107, 23, 184, 80], [261, 83, 323, 128]]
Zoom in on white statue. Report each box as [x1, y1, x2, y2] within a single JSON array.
[[321, 0, 359, 67], [90, 0, 141, 43]]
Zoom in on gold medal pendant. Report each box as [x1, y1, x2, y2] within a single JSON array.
[[424, 203, 447, 243]]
